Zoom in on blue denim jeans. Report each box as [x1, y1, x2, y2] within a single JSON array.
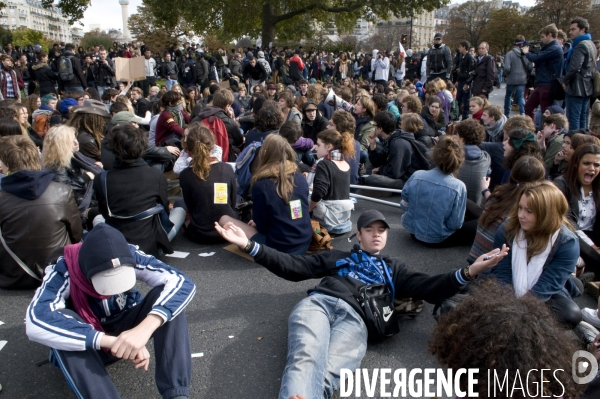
[[96, 86, 110, 98], [504, 84, 525, 116], [565, 94, 590, 130], [279, 293, 368, 399], [165, 78, 177, 90]]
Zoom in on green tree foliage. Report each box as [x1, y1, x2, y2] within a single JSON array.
[[128, 5, 194, 54], [80, 29, 117, 51], [483, 8, 529, 54], [0, 25, 12, 47], [11, 27, 51, 49], [141, 0, 450, 47]]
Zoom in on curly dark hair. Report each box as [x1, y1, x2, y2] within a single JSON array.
[[430, 280, 584, 399], [255, 102, 284, 132], [372, 94, 388, 112], [110, 124, 148, 163], [503, 127, 543, 170], [456, 119, 485, 146]]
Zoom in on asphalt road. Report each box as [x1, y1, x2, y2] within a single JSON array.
[[0, 86, 594, 399]]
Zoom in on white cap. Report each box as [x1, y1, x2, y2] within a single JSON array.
[[91, 265, 136, 296]]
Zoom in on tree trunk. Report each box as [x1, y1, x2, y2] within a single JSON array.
[[262, 3, 277, 47]]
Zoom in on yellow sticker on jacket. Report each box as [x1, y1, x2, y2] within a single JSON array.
[[290, 199, 302, 220], [214, 183, 228, 204], [166, 118, 175, 124]]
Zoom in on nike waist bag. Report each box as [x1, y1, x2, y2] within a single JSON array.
[[336, 276, 400, 340]]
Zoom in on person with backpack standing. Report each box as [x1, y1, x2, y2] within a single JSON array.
[[57, 43, 87, 93], [426, 33, 453, 83], [503, 36, 533, 117]]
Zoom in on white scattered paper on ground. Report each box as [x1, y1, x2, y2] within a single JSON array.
[[165, 251, 190, 259], [0, 341, 6, 351], [191, 353, 204, 358], [199, 252, 216, 257], [228, 335, 234, 339], [0, 321, 4, 326]]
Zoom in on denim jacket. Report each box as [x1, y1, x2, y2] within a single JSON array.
[[491, 223, 580, 301], [400, 168, 467, 243]]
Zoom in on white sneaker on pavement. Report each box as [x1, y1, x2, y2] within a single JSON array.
[[581, 308, 600, 329]]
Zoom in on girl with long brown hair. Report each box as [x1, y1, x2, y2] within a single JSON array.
[[491, 180, 582, 329], [222, 134, 312, 254], [178, 122, 237, 244]]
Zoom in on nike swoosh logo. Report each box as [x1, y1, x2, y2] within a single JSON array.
[[383, 310, 394, 322]]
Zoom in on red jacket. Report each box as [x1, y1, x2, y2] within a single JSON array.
[[155, 110, 190, 145], [290, 54, 305, 71]]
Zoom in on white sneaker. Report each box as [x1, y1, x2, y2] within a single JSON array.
[[581, 308, 600, 328]]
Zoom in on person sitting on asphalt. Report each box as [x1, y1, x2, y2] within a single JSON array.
[[301, 100, 329, 143], [431, 279, 585, 399], [93, 124, 186, 256], [365, 111, 431, 189], [481, 105, 507, 143], [455, 119, 491, 205], [222, 134, 313, 255], [26, 223, 196, 399], [179, 122, 238, 244], [0, 135, 82, 289], [401, 135, 479, 246], [310, 129, 355, 235], [399, 95, 437, 148], [214, 209, 508, 399], [536, 113, 568, 176]]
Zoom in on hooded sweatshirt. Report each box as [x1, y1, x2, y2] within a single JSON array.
[[457, 145, 491, 205], [484, 114, 507, 143], [1, 169, 55, 200], [301, 101, 329, 142], [26, 223, 196, 351]]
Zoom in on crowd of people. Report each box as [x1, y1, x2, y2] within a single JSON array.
[[0, 14, 599, 399]]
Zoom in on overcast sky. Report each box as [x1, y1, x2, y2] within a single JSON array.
[[79, 0, 538, 31], [80, 0, 144, 31]]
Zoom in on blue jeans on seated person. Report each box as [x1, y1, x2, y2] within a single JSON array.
[[251, 232, 310, 255], [278, 293, 368, 399]]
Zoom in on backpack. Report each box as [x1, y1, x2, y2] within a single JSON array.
[[235, 141, 262, 197], [201, 115, 230, 162], [33, 111, 51, 137], [258, 58, 271, 75], [58, 56, 74, 82]]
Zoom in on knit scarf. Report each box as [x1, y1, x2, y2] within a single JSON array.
[[166, 103, 184, 128], [472, 108, 483, 121], [1, 66, 18, 100], [64, 243, 110, 332], [565, 33, 592, 72]]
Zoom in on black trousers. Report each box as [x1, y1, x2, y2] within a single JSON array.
[[546, 293, 582, 329], [51, 286, 191, 399], [578, 230, 600, 276]]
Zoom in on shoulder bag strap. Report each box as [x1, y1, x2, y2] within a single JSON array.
[[0, 224, 41, 281], [100, 171, 164, 221]]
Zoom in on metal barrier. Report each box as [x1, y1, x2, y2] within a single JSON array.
[[349, 184, 403, 194]]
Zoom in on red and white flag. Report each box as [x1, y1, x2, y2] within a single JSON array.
[[398, 42, 406, 57]]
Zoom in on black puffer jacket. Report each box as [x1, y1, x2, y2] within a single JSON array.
[[301, 101, 329, 142], [31, 61, 58, 95]]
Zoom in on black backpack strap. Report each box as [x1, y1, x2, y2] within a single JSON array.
[[100, 171, 164, 220]]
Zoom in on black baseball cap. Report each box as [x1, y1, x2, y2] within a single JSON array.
[[357, 210, 390, 230]]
